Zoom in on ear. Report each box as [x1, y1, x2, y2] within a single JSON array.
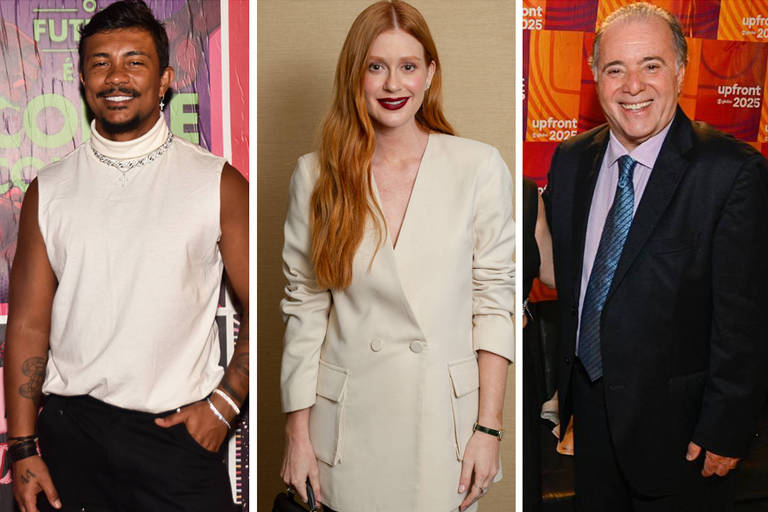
[[79, 72, 85, 88], [676, 63, 686, 95], [426, 60, 436, 89], [160, 66, 175, 98]]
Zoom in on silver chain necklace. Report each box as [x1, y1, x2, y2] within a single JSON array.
[[91, 132, 174, 186]]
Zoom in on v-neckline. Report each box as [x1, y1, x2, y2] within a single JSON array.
[[372, 133, 432, 252]]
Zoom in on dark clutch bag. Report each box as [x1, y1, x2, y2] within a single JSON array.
[[273, 490, 308, 512], [272, 490, 318, 512]]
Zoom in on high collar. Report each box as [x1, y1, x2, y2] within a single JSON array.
[[90, 116, 170, 159]]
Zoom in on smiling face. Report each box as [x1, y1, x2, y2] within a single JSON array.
[[363, 29, 435, 134], [595, 15, 685, 150], [80, 27, 174, 141]]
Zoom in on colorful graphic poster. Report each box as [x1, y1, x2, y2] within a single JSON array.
[[522, 0, 547, 31], [523, 0, 768, 301], [523, 140, 558, 187], [680, 36, 703, 117], [526, 30, 583, 142], [0, 0, 248, 508], [718, 0, 768, 42], [524, 0, 768, 186], [546, 0, 598, 31], [523, 29, 530, 140], [577, 32, 601, 131], [1, 0, 223, 304], [697, 39, 768, 140]]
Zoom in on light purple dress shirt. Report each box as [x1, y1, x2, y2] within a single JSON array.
[[576, 122, 673, 352]]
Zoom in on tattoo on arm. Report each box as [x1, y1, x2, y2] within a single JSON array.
[[219, 378, 246, 406], [219, 333, 248, 406], [232, 351, 248, 378], [19, 357, 46, 401], [20, 469, 35, 484]]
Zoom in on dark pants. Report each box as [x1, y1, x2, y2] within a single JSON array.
[[36, 394, 235, 512], [523, 318, 544, 512], [571, 361, 734, 512]]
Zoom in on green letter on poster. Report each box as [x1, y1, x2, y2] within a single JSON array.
[[170, 93, 200, 145]]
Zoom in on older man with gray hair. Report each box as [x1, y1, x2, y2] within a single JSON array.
[[544, 2, 768, 510]]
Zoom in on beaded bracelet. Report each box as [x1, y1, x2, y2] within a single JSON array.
[[213, 388, 241, 415], [206, 398, 231, 429]]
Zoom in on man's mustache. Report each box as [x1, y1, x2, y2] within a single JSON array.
[[96, 88, 141, 98]]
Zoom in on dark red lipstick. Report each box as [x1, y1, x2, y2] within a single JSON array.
[[377, 97, 409, 110]]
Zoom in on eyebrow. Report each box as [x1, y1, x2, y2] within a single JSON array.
[[368, 55, 424, 62], [89, 50, 150, 59], [601, 55, 666, 71]]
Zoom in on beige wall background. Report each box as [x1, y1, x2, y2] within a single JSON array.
[[257, 1, 515, 510]]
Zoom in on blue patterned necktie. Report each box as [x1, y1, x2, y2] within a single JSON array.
[[578, 155, 637, 381]]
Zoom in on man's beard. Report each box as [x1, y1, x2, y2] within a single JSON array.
[[94, 87, 148, 136], [98, 114, 144, 135]]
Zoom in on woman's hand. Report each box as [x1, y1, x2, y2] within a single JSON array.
[[458, 431, 500, 511], [281, 408, 322, 505], [458, 350, 508, 510]]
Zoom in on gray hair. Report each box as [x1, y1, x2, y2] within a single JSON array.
[[590, 2, 687, 80]]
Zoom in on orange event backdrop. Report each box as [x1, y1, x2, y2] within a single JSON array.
[[524, 0, 768, 301]]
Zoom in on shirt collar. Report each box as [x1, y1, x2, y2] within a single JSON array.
[[606, 119, 673, 170]]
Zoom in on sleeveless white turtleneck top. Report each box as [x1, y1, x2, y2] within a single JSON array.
[[37, 116, 227, 413]]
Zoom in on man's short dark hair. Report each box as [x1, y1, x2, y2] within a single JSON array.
[[78, 0, 169, 75]]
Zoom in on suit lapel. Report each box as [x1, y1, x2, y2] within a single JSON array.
[[608, 109, 694, 298], [571, 128, 609, 304]]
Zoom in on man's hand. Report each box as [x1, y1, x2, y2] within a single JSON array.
[[12, 456, 61, 512], [686, 441, 740, 477], [155, 400, 229, 452], [458, 431, 500, 511]]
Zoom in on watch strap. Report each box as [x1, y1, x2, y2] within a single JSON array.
[[473, 422, 504, 441]]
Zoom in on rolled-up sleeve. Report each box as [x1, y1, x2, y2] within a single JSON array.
[[472, 147, 515, 362], [280, 155, 332, 412]]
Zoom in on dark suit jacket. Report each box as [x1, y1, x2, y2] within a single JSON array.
[[544, 108, 768, 495]]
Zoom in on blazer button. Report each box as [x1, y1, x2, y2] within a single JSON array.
[[571, 304, 578, 317], [370, 338, 383, 352], [409, 340, 425, 353], [564, 355, 572, 364]]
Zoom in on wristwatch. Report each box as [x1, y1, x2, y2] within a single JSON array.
[[473, 422, 504, 441]]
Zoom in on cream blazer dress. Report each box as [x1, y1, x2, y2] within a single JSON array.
[[281, 134, 515, 512]]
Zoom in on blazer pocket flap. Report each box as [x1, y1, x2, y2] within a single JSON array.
[[449, 356, 479, 398], [316, 360, 349, 402]]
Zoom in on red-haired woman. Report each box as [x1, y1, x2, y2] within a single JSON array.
[[279, 2, 514, 511]]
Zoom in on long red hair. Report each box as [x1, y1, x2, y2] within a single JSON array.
[[311, 0, 454, 289]]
